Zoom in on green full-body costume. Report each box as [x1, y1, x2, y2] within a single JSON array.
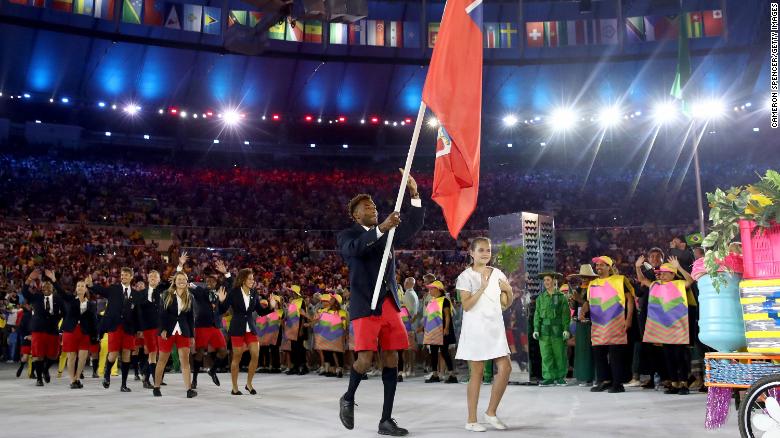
[[533, 289, 570, 383]]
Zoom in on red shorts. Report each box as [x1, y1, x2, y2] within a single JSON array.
[[157, 334, 192, 353], [31, 332, 59, 358], [62, 325, 91, 353], [352, 297, 409, 352], [141, 329, 158, 353], [89, 342, 99, 354], [195, 327, 227, 350], [231, 332, 258, 349], [107, 325, 136, 352], [21, 345, 31, 356]]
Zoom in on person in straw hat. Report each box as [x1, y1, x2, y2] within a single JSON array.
[[567, 264, 599, 387], [533, 272, 569, 387]]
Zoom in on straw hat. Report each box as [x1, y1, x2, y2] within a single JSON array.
[[567, 264, 599, 279]]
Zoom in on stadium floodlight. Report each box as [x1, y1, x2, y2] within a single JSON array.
[[652, 101, 678, 124], [502, 114, 518, 127], [692, 98, 726, 120], [598, 106, 622, 127], [223, 108, 241, 126], [124, 103, 140, 116], [98, 102, 106, 108], [549, 107, 577, 131], [427, 117, 439, 128]]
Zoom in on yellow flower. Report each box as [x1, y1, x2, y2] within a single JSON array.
[[745, 193, 773, 214]]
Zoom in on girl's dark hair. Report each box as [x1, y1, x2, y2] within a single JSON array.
[[467, 237, 492, 266], [235, 268, 253, 291]]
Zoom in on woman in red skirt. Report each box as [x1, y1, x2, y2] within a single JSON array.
[[153, 272, 197, 398], [60, 280, 98, 389]]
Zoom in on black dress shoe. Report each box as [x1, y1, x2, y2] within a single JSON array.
[[678, 387, 690, 395], [378, 418, 409, 436], [608, 384, 625, 393], [209, 369, 221, 386], [70, 382, 81, 389], [361, 373, 368, 380], [187, 389, 198, 398], [80, 373, 85, 380], [664, 386, 679, 394], [153, 388, 162, 397], [337, 371, 343, 378], [285, 368, 298, 375], [102, 378, 110, 389], [245, 386, 257, 395], [298, 367, 309, 375], [339, 394, 355, 430], [397, 374, 404, 382], [43, 370, 51, 383], [16, 366, 24, 378], [590, 381, 610, 392], [143, 381, 154, 389], [191, 381, 198, 390], [134, 375, 141, 381], [36, 379, 44, 387], [231, 390, 243, 395], [120, 385, 132, 392], [424, 375, 441, 383]]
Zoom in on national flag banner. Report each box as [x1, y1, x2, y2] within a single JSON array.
[[525, 22, 544, 48], [366, 20, 384, 46], [574, 19, 590, 45], [8, 0, 27, 5], [286, 18, 303, 41], [329, 22, 348, 44], [164, 2, 181, 29], [483, 22, 499, 48], [625, 16, 646, 43], [499, 22, 518, 48], [228, 10, 246, 27], [594, 18, 618, 45], [427, 22, 440, 48], [304, 21, 323, 43], [686, 11, 703, 38], [671, 12, 691, 116], [686, 232, 703, 247], [182, 4, 202, 32], [50, 0, 73, 12], [403, 21, 420, 48], [93, 0, 114, 19], [386, 21, 403, 47], [203, 6, 220, 35], [268, 19, 285, 40], [644, 15, 678, 41], [348, 21, 366, 45], [121, 0, 142, 24], [31, 0, 45, 7], [422, 0, 483, 239], [544, 21, 558, 47], [74, 0, 94, 15], [249, 11, 262, 27], [703, 10, 723, 37], [143, 0, 163, 25]]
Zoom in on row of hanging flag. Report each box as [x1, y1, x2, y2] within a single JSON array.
[[6, 0, 724, 48]]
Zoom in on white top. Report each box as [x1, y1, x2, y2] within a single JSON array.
[[243, 291, 251, 332], [79, 300, 87, 314], [45, 295, 53, 314], [147, 287, 155, 302], [454, 267, 511, 361], [172, 293, 183, 335]]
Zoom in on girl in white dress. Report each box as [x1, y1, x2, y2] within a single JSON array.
[[455, 237, 514, 432]]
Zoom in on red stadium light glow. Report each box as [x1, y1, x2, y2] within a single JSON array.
[[169, 107, 178, 114], [405, 118, 412, 124], [206, 111, 213, 117], [305, 115, 313, 122], [370, 117, 379, 124], [272, 114, 280, 121], [338, 116, 346, 123]]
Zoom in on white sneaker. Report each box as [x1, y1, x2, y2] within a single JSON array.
[[626, 379, 642, 387], [484, 414, 507, 430], [465, 423, 487, 432]]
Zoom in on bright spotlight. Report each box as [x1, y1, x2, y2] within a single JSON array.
[[98, 102, 106, 108], [550, 107, 577, 131], [652, 102, 678, 124], [427, 117, 439, 128], [123, 104, 140, 115], [598, 106, 622, 127], [342, 144, 349, 149], [143, 134, 150, 140], [502, 115, 518, 127], [104, 131, 111, 137], [180, 111, 188, 118], [692, 99, 726, 119], [213, 139, 220, 144], [223, 109, 241, 126], [60, 97, 69, 103], [506, 143, 513, 148]]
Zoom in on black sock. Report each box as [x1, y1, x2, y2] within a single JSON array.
[[209, 352, 218, 372], [104, 359, 115, 380], [17, 361, 25, 375], [43, 358, 52, 374], [380, 367, 398, 422], [34, 361, 42, 380], [131, 355, 140, 376], [92, 358, 99, 374], [345, 368, 363, 402], [145, 362, 155, 382], [193, 359, 202, 381], [121, 361, 130, 387]]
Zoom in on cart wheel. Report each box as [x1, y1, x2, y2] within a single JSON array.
[[738, 374, 780, 438]]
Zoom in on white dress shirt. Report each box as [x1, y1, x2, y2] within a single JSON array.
[[243, 291, 251, 332], [362, 198, 421, 237], [45, 295, 53, 314], [148, 286, 155, 303], [79, 300, 88, 314], [172, 294, 184, 335]]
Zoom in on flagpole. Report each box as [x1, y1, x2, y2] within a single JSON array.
[[691, 119, 707, 237], [370, 101, 428, 310]]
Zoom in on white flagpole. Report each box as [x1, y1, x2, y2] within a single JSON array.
[[370, 101, 428, 310]]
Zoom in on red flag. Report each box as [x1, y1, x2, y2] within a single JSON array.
[[526, 22, 545, 48], [703, 10, 723, 37], [422, 0, 483, 239]]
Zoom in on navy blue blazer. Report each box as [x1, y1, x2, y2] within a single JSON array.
[[88, 283, 137, 333], [337, 201, 424, 320], [218, 287, 273, 337], [132, 283, 168, 331], [21, 285, 65, 334], [158, 291, 196, 338], [60, 294, 98, 338]]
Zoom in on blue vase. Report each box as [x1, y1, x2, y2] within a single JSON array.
[[697, 273, 747, 352]]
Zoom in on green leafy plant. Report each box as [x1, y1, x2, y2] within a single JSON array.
[[702, 170, 780, 289], [494, 243, 526, 274]]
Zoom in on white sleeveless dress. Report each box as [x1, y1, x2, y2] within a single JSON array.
[[454, 267, 511, 361]]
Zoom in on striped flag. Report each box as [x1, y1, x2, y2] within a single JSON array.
[[182, 4, 202, 32], [544, 21, 558, 47], [386, 21, 403, 47], [686, 11, 703, 38], [304, 20, 322, 43], [330, 22, 348, 44], [143, 0, 163, 25], [558, 20, 576, 46], [228, 10, 246, 27], [574, 19, 590, 45], [286, 18, 303, 41], [268, 19, 285, 40], [428, 22, 439, 48], [625, 16, 645, 43], [202, 6, 220, 35], [74, 0, 94, 15], [348, 21, 366, 45], [50, 0, 73, 12], [483, 22, 499, 48], [403, 21, 420, 48], [121, 0, 142, 23], [366, 20, 384, 46], [164, 3, 181, 29], [499, 22, 518, 48], [644, 15, 678, 41], [526, 22, 544, 48]]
